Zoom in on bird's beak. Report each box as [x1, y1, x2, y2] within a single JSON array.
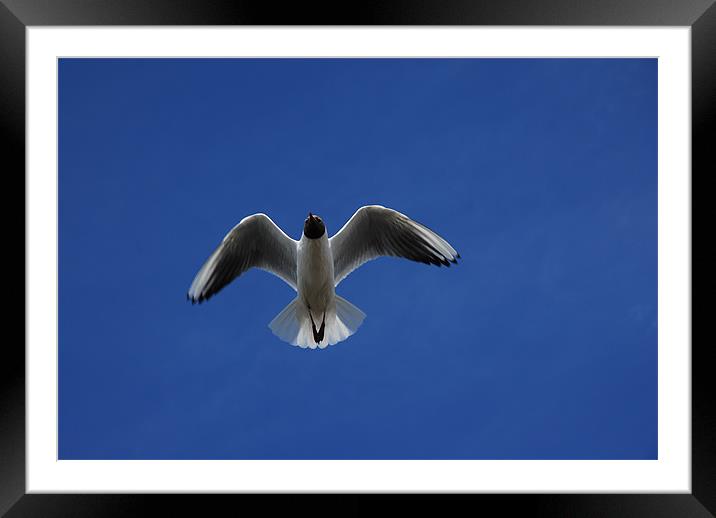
[[308, 212, 315, 221]]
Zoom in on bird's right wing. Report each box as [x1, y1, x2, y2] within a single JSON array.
[[329, 205, 459, 286], [188, 213, 298, 303]]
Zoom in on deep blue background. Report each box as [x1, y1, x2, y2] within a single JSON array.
[[58, 58, 657, 459]]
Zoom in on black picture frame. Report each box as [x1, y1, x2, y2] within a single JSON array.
[[4, 0, 711, 514]]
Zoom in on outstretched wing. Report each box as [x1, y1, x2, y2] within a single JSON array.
[[329, 205, 459, 286], [188, 213, 298, 303]]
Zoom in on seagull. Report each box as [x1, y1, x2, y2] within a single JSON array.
[[187, 205, 459, 349]]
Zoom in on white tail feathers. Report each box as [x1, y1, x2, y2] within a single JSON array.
[[268, 295, 365, 349], [268, 297, 310, 347], [333, 295, 366, 343]]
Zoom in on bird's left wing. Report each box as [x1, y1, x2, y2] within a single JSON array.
[[188, 213, 298, 303], [330, 205, 459, 287]]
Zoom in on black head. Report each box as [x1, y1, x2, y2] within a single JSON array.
[[304, 212, 326, 239]]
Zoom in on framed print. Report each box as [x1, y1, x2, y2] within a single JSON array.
[[5, 0, 712, 515]]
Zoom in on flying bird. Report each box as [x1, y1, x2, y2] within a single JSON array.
[[187, 205, 459, 349]]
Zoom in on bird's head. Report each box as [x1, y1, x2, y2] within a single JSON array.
[[304, 212, 326, 239]]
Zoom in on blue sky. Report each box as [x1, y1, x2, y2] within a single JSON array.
[[58, 58, 657, 459]]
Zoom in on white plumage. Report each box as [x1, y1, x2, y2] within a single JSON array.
[[188, 205, 459, 349]]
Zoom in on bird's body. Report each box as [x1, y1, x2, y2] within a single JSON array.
[[188, 205, 459, 349], [297, 230, 334, 320], [296, 230, 335, 343]]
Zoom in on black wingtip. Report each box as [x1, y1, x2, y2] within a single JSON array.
[[187, 293, 204, 305]]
